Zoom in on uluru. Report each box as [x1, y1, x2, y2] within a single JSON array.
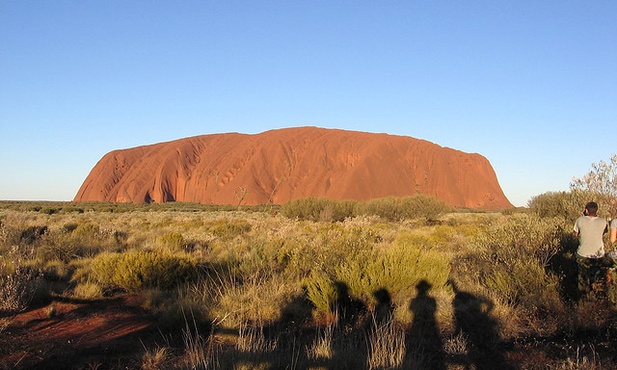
[[74, 126, 512, 210]]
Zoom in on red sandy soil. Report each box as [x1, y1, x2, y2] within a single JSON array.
[[0, 296, 160, 370], [75, 126, 512, 210]]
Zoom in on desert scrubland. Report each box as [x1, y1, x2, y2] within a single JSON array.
[[1, 195, 616, 369]]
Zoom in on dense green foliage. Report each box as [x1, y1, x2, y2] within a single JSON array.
[[89, 250, 197, 292], [280, 194, 451, 222]]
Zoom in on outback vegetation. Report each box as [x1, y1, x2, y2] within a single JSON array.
[[0, 156, 616, 369]]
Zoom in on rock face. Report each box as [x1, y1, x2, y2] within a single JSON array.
[[74, 127, 512, 209]]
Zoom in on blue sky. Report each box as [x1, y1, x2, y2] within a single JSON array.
[[1, 1, 615, 207]]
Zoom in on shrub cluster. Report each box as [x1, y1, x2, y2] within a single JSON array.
[[0, 246, 43, 313], [452, 213, 570, 334], [36, 221, 122, 263], [527, 189, 617, 222], [89, 250, 197, 292], [356, 196, 452, 221], [281, 195, 451, 222], [527, 191, 588, 221], [203, 218, 252, 239], [279, 222, 450, 317]]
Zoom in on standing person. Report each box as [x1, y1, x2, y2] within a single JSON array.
[[573, 202, 608, 296]]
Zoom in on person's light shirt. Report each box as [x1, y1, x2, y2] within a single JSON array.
[[574, 215, 607, 258]]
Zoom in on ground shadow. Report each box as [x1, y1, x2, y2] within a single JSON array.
[[1, 296, 161, 370], [213, 281, 370, 369], [408, 280, 446, 370], [328, 281, 369, 369], [547, 229, 581, 302], [449, 280, 514, 370], [373, 287, 394, 324], [331, 280, 367, 329]]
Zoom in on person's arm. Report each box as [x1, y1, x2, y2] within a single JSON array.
[[611, 225, 616, 244]]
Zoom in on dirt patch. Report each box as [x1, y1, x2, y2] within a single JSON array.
[[0, 295, 160, 370]]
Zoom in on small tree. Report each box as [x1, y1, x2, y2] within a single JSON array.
[[234, 186, 249, 209], [570, 154, 617, 217]]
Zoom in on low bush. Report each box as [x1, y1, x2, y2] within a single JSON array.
[[203, 218, 252, 239], [280, 198, 351, 222], [304, 231, 450, 316], [304, 270, 338, 314], [36, 222, 124, 263], [528, 191, 588, 221], [356, 195, 451, 222], [72, 281, 104, 299], [89, 250, 197, 292], [0, 246, 43, 313], [281, 195, 451, 222], [453, 213, 568, 334], [157, 232, 187, 251]]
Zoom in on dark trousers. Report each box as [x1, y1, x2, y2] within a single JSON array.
[[576, 256, 604, 295]]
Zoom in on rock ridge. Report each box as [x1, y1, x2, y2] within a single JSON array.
[[74, 126, 512, 209]]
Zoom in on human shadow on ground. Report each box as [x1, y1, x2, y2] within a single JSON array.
[[408, 280, 446, 370], [213, 281, 370, 369], [449, 280, 514, 370], [328, 281, 369, 370], [373, 287, 394, 324], [331, 280, 368, 329]]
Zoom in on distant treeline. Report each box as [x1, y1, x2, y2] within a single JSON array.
[[0, 201, 275, 214], [0, 194, 452, 221], [280, 194, 452, 222]]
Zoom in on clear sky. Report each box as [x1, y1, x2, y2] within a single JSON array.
[[1, 1, 615, 207]]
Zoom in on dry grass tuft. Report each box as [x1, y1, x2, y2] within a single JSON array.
[[367, 315, 406, 370], [141, 346, 173, 370], [306, 324, 334, 361]]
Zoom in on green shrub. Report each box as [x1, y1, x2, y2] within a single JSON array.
[[304, 270, 338, 313], [37, 222, 123, 263], [304, 231, 450, 314], [281, 198, 353, 222], [203, 219, 252, 239], [157, 232, 187, 251], [37, 241, 80, 263], [356, 195, 451, 221], [527, 191, 588, 221], [455, 213, 567, 329], [342, 235, 450, 303], [89, 250, 197, 292], [73, 222, 100, 237], [62, 223, 79, 233], [40, 207, 57, 215], [473, 213, 563, 268], [281, 195, 451, 222], [73, 281, 104, 299]]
